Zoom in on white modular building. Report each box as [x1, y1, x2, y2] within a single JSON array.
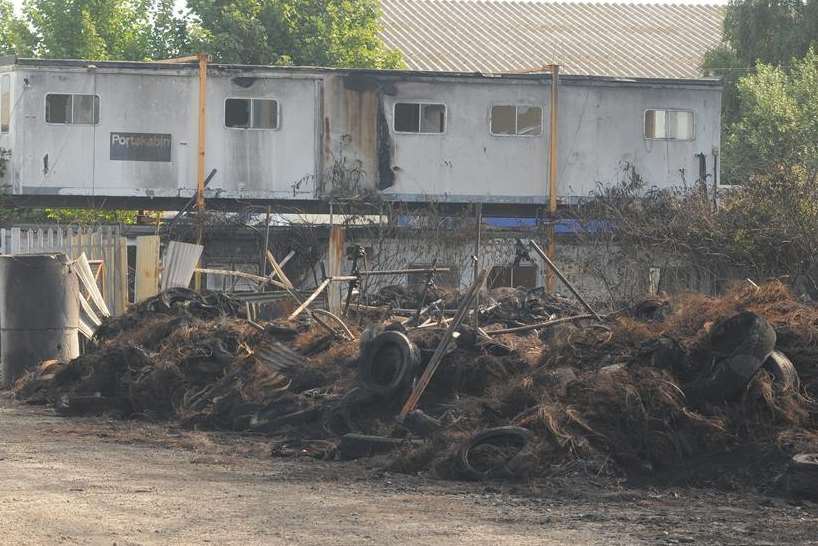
[[0, 57, 721, 213]]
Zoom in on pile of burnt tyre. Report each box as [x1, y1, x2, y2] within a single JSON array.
[[12, 281, 818, 496], [338, 282, 818, 496]]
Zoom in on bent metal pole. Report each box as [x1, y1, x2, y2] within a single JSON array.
[[528, 240, 602, 321]]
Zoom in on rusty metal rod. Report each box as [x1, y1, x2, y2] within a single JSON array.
[[528, 240, 601, 321], [486, 314, 598, 335], [356, 267, 450, 276], [194, 268, 288, 289], [399, 269, 488, 418]]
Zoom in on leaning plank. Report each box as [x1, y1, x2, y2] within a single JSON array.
[[76, 252, 111, 318], [266, 250, 294, 289], [288, 278, 331, 320], [399, 269, 488, 418], [78, 317, 96, 340], [78, 292, 102, 327]]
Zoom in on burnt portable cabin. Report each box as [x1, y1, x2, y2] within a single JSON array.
[[0, 57, 722, 213]]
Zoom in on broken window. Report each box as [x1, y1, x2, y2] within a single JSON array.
[[394, 103, 446, 133], [225, 98, 279, 129], [491, 105, 542, 136], [644, 110, 694, 140], [45, 93, 99, 124], [1, 75, 9, 133]]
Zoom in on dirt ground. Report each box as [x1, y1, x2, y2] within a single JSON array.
[[1, 397, 818, 545]]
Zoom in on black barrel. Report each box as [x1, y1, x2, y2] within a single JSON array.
[[0, 254, 80, 386]]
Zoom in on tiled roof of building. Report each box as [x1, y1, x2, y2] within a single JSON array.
[[380, 0, 724, 78]]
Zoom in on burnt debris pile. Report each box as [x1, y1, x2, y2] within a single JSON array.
[[13, 282, 818, 494]]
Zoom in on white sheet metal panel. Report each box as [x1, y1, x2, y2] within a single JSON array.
[[161, 241, 203, 290], [2, 60, 722, 207]]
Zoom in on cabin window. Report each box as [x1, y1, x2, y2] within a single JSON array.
[[490, 105, 542, 136], [45, 93, 99, 124], [394, 103, 446, 133], [644, 109, 694, 140], [225, 98, 278, 129], [1, 75, 9, 133]]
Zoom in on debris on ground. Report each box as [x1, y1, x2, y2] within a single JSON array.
[[13, 280, 818, 495]]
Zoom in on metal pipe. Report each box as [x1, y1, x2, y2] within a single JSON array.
[[472, 203, 483, 330], [546, 64, 560, 293], [528, 240, 601, 320], [196, 52, 208, 212], [194, 52, 209, 292], [357, 267, 450, 276]]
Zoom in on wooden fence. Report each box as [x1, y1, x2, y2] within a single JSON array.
[[0, 226, 129, 315]]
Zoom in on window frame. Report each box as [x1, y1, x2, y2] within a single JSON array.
[[224, 97, 281, 131], [643, 108, 695, 141], [489, 104, 543, 137], [1, 74, 10, 133], [392, 101, 447, 135], [44, 93, 101, 126]]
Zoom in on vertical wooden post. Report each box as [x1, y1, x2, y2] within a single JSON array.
[[327, 224, 346, 315], [135, 235, 161, 303], [546, 64, 560, 293], [117, 236, 128, 314]]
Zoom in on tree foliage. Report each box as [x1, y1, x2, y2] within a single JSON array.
[[187, 0, 403, 68], [722, 50, 818, 182], [704, 1, 818, 182], [16, 0, 190, 60], [0, 0, 402, 68]]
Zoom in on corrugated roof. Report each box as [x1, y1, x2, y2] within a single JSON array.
[[380, 0, 725, 79]]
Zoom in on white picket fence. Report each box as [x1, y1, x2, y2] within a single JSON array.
[[0, 225, 129, 315]]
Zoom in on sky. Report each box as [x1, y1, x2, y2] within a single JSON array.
[[10, 0, 730, 15]]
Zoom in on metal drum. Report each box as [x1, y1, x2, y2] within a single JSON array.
[[0, 254, 79, 386]]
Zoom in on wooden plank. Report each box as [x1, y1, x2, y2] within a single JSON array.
[[266, 250, 294, 289], [327, 225, 345, 315], [117, 236, 129, 314], [10, 227, 20, 254], [76, 253, 111, 317], [135, 235, 161, 303], [101, 235, 113, 312], [288, 278, 331, 320]]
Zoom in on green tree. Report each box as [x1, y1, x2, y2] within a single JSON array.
[[187, 0, 403, 68], [704, 0, 818, 124], [19, 0, 191, 60], [723, 50, 818, 182]]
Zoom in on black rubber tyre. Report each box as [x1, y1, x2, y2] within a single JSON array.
[[787, 453, 818, 500], [358, 331, 419, 396], [708, 311, 776, 361], [456, 426, 532, 481], [763, 350, 800, 392]]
